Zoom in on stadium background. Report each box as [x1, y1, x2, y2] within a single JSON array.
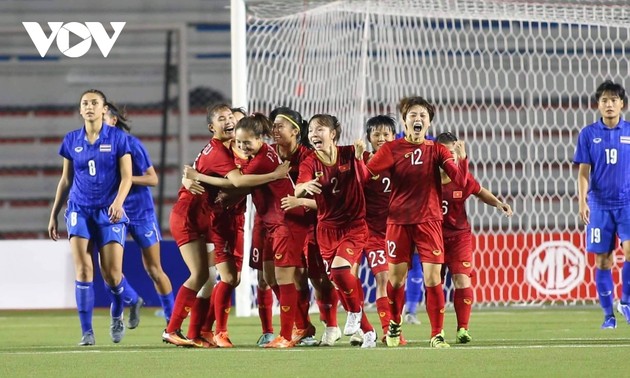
[[1, 0, 629, 313]]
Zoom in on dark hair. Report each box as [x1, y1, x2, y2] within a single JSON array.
[[398, 96, 435, 122], [206, 102, 232, 124], [235, 113, 272, 138], [79, 89, 107, 104], [595, 80, 627, 104], [104, 102, 131, 132], [231, 107, 248, 118], [436, 132, 458, 144], [309, 114, 341, 142], [366, 115, 396, 137], [270, 106, 311, 148]]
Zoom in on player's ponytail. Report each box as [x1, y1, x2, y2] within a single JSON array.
[[105, 102, 131, 132]]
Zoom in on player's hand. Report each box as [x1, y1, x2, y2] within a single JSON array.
[[183, 165, 200, 180], [354, 139, 366, 160], [497, 202, 513, 217], [273, 161, 291, 180], [48, 216, 58, 241], [182, 177, 205, 195], [579, 201, 590, 224], [301, 179, 322, 195], [453, 140, 467, 160], [108, 201, 124, 223], [281, 195, 302, 211]]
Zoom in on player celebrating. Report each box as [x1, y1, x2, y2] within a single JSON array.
[[574, 80, 630, 329], [351, 115, 399, 345], [436, 132, 513, 343], [104, 102, 174, 328], [364, 96, 468, 348], [48, 89, 132, 345], [296, 114, 377, 348]]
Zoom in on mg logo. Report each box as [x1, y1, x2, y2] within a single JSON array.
[[22, 22, 125, 58], [526, 241, 585, 295]]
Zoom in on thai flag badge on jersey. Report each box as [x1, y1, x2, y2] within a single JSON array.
[[620, 136, 630, 144], [100, 144, 112, 152], [453, 191, 463, 199]]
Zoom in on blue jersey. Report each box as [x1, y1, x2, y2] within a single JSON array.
[[59, 124, 131, 208], [124, 134, 156, 222], [574, 118, 630, 210]]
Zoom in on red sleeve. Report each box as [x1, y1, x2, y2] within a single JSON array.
[[297, 155, 315, 184], [209, 143, 238, 177], [438, 143, 468, 187], [355, 155, 371, 185], [366, 142, 394, 175]]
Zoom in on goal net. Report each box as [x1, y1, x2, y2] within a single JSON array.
[[237, 0, 630, 312]]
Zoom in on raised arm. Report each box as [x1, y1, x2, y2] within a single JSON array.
[[48, 158, 73, 241]]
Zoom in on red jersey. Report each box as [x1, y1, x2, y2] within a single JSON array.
[[297, 145, 367, 228], [273, 143, 318, 227], [177, 138, 236, 206], [366, 138, 467, 225], [236, 143, 305, 227], [362, 151, 390, 237], [441, 172, 481, 237]]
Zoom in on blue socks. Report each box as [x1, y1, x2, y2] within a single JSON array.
[[106, 280, 126, 318], [595, 268, 614, 317], [75, 281, 94, 334], [158, 292, 175, 322], [118, 277, 139, 306], [405, 253, 424, 314]]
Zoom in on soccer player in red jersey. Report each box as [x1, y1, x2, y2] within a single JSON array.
[[350, 115, 399, 346], [165, 104, 288, 348], [365, 96, 468, 348], [436, 132, 512, 344], [272, 107, 340, 346], [296, 114, 377, 348]]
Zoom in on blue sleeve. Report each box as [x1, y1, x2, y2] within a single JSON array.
[[116, 131, 131, 159], [573, 128, 591, 165], [58, 134, 72, 160], [133, 137, 153, 172]]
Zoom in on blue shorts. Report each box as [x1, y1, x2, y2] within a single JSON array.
[[65, 201, 128, 249], [586, 207, 630, 253], [128, 215, 162, 249]]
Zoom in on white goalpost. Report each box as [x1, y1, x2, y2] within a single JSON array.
[[232, 0, 630, 315]]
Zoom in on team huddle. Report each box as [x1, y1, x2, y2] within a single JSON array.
[[48, 89, 514, 348]]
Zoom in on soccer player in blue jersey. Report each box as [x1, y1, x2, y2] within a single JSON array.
[[104, 103, 175, 327], [574, 80, 630, 329], [48, 89, 132, 346]]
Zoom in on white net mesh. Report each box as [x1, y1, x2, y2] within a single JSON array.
[[241, 0, 630, 310]]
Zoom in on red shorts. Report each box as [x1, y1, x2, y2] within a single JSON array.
[[169, 196, 210, 247], [362, 233, 388, 275], [317, 219, 368, 277], [209, 211, 244, 271], [443, 232, 473, 276], [386, 221, 444, 265], [269, 223, 307, 268], [249, 215, 272, 270]]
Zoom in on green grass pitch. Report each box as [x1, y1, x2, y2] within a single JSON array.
[[1, 307, 629, 377]]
